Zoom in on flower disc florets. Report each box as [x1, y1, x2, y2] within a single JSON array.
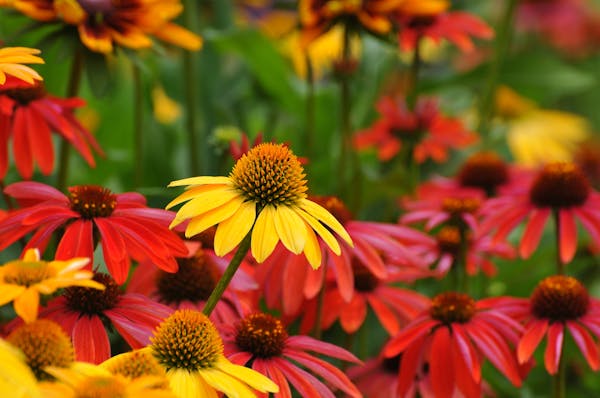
[[103, 350, 165, 380], [430, 292, 476, 324], [230, 143, 307, 209], [64, 273, 120, 315], [235, 313, 288, 358], [68, 185, 117, 219], [0, 81, 46, 104], [531, 275, 589, 321], [151, 310, 223, 371], [458, 152, 509, 194], [3, 260, 56, 287], [441, 197, 480, 216], [529, 162, 590, 208], [436, 226, 462, 255]]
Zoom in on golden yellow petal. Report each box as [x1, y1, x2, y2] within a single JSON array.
[[166, 184, 231, 210], [167, 369, 213, 398], [273, 205, 307, 255], [152, 23, 203, 51], [303, 224, 322, 269], [216, 359, 279, 393], [296, 207, 341, 255], [167, 176, 232, 188], [251, 205, 280, 263], [185, 196, 244, 238], [0, 339, 41, 398], [13, 288, 39, 324], [214, 201, 256, 256], [200, 369, 257, 398], [0, 284, 26, 306], [171, 188, 240, 222], [22, 248, 41, 262], [299, 199, 353, 245]]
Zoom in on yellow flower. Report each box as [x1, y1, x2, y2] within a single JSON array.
[[495, 86, 590, 167], [0, 47, 44, 85], [0, 248, 104, 323], [40, 362, 174, 398], [398, 0, 450, 16], [152, 86, 182, 125], [167, 143, 352, 268], [147, 309, 278, 398], [0, 338, 40, 398]]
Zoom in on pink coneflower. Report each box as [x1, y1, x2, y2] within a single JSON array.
[[481, 162, 600, 264], [222, 312, 362, 398], [384, 292, 524, 397], [0, 76, 103, 179], [0, 181, 188, 284], [39, 272, 172, 364]]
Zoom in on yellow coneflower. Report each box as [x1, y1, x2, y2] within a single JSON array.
[[0, 46, 44, 84], [0, 338, 40, 398]]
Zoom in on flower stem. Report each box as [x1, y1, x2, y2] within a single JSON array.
[[477, 0, 518, 143], [202, 232, 251, 316], [183, 0, 200, 175], [554, 210, 565, 275], [57, 48, 84, 191], [305, 54, 316, 158], [133, 63, 143, 189], [406, 36, 422, 110], [553, 349, 566, 398], [311, 262, 328, 339]]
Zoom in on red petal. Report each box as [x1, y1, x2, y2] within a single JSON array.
[[518, 319, 549, 364], [451, 324, 481, 382], [520, 208, 550, 258], [12, 107, 33, 179], [544, 322, 564, 375], [55, 219, 94, 261], [26, 105, 54, 175], [567, 321, 599, 370], [366, 294, 400, 335], [95, 218, 130, 284], [340, 294, 367, 334], [397, 334, 426, 397], [259, 360, 292, 398], [383, 317, 436, 356], [430, 327, 455, 398], [72, 315, 110, 364], [559, 210, 577, 264], [282, 254, 308, 315], [274, 357, 335, 398], [286, 335, 360, 363]]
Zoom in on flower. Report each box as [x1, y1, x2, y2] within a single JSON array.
[[147, 309, 279, 398], [515, 275, 600, 374], [40, 362, 174, 398], [0, 248, 103, 323], [481, 162, 600, 264], [0, 46, 43, 85], [384, 292, 524, 397], [6, 319, 74, 380], [456, 151, 511, 196], [0, 338, 41, 398], [40, 273, 172, 364], [222, 312, 362, 398], [354, 95, 477, 163], [100, 349, 166, 381], [10, 0, 202, 54], [0, 182, 188, 284], [152, 85, 181, 125], [167, 143, 352, 268], [0, 77, 104, 179]]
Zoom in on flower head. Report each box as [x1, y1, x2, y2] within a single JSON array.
[[0, 248, 103, 323], [0, 46, 43, 84], [168, 143, 352, 268], [148, 309, 278, 398]]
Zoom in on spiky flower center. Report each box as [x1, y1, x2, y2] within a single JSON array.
[[156, 250, 220, 305], [7, 319, 74, 381], [441, 197, 480, 216], [230, 143, 307, 209], [78, 377, 126, 398], [235, 313, 288, 358], [151, 310, 223, 371], [0, 81, 46, 104], [2, 261, 56, 287], [458, 152, 508, 194], [68, 185, 117, 219], [353, 259, 379, 292], [64, 273, 120, 315], [103, 350, 165, 380], [430, 292, 476, 324], [531, 275, 589, 321], [436, 226, 463, 255], [310, 195, 353, 225], [529, 162, 590, 208]]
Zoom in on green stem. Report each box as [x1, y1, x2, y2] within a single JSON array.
[[133, 64, 143, 189], [477, 0, 518, 144], [183, 0, 200, 175], [202, 233, 251, 316], [406, 35, 422, 110], [554, 210, 565, 275], [305, 54, 315, 158], [57, 48, 84, 191], [552, 348, 566, 398], [311, 262, 328, 339]]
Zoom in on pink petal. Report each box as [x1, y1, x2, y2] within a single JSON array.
[[566, 321, 599, 370], [274, 357, 335, 398], [286, 335, 360, 363]]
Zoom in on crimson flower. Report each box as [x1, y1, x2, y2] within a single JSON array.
[[481, 162, 600, 264], [384, 292, 524, 397], [354, 96, 476, 163], [222, 312, 362, 398], [0, 76, 103, 179], [515, 275, 600, 374], [39, 272, 173, 364], [0, 181, 188, 284]]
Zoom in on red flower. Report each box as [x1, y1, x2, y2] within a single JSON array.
[[39, 272, 172, 364], [0, 181, 188, 284], [481, 162, 600, 264], [354, 96, 476, 163], [514, 275, 600, 374], [222, 312, 362, 398], [384, 292, 524, 397], [0, 77, 103, 179]]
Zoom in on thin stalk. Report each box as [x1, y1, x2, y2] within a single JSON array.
[[338, 25, 352, 198], [477, 0, 518, 143], [133, 64, 143, 189], [552, 348, 566, 398], [202, 233, 251, 316], [183, 0, 200, 175], [406, 35, 422, 110], [57, 49, 84, 191], [554, 210, 565, 275], [305, 54, 316, 158], [311, 262, 328, 339]]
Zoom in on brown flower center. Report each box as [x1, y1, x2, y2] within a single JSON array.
[[309, 195, 353, 225], [430, 292, 476, 324], [436, 226, 463, 255], [7, 319, 74, 381], [441, 197, 480, 216], [235, 313, 288, 358], [0, 81, 46, 104], [156, 250, 220, 305], [353, 259, 379, 292], [458, 152, 509, 195], [64, 273, 120, 315], [529, 162, 590, 208], [531, 275, 589, 321], [230, 143, 307, 209], [69, 185, 117, 219], [151, 309, 223, 371]]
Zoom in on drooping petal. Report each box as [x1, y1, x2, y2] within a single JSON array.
[[251, 205, 279, 263], [184, 196, 244, 238], [214, 201, 256, 256], [430, 327, 455, 398], [274, 205, 307, 254], [72, 315, 111, 364], [559, 209, 578, 264], [300, 199, 352, 245], [544, 322, 564, 374], [519, 208, 550, 259], [518, 319, 549, 364], [566, 321, 599, 370], [13, 287, 39, 323]]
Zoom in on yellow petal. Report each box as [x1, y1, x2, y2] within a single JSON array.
[[251, 206, 279, 263], [166, 184, 231, 210], [0, 64, 42, 84], [167, 369, 216, 398], [0, 284, 26, 306], [13, 288, 39, 323], [303, 224, 322, 269], [217, 359, 279, 393], [171, 188, 240, 222], [296, 207, 341, 255], [273, 206, 307, 254], [201, 368, 257, 398], [0, 339, 40, 398], [185, 196, 244, 238], [22, 248, 40, 262], [300, 199, 353, 245], [214, 201, 256, 256], [168, 176, 232, 188]]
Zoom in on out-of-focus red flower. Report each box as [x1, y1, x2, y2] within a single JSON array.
[[0, 76, 103, 179], [0, 181, 188, 284], [354, 96, 476, 163]]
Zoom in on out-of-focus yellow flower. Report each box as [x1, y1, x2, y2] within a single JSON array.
[[152, 86, 181, 125], [397, 0, 450, 16], [0, 47, 44, 85], [0, 338, 40, 398], [495, 86, 590, 167]]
